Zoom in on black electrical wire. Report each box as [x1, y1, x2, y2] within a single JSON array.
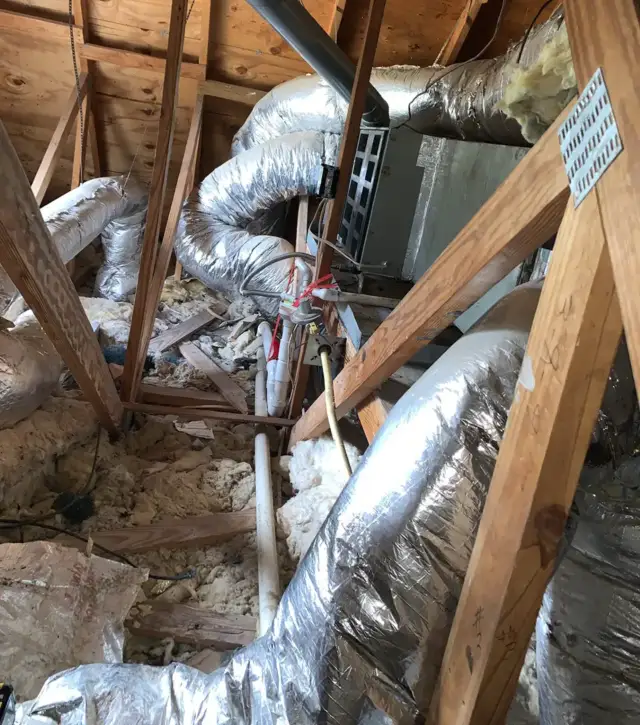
[[516, 0, 557, 64], [0, 519, 196, 582], [400, 0, 508, 131]]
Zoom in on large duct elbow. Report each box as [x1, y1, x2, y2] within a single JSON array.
[[233, 12, 571, 154], [175, 131, 340, 317], [245, 0, 389, 127], [42, 176, 147, 301]]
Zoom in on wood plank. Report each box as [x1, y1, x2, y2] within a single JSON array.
[[134, 601, 256, 649], [199, 78, 266, 104], [315, 0, 387, 279], [179, 342, 249, 414], [81, 42, 206, 80], [327, 0, 347, 41], [0, 7, 73, 37], [428, 195, 623, 725], [0, 121, 121, 432], [31, 73, 88, 204], [139, 383, 231, 408], [121, 0, 190, 404], [289, 105, 572, 447], [84, 510, 256, 553], [124, 400, 295, 427], [435, 0, 488, 66], [564, 0, 640, 409], [148, 307, 215, 354], [199, 0, 213, 65]]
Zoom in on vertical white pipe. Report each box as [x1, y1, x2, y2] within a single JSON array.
[[272, 319, 293, 416], [255, 343, 280, 635]]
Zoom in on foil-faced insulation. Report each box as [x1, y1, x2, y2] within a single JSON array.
[[175, 131, 340, 317], [41, 176, 147, 300], [17, 284, 541, 724], [233, 13, 567, 154], [537, 342, 640, 724]]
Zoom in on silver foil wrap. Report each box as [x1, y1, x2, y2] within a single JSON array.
[[41, 176, 147, 301], [18, 284, 541, 724], [175, 131, 340, 316], [537, 342, 640, 724], [232, 14, 565, 154], [0, 322, 61, 429]]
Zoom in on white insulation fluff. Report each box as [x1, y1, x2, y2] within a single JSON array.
[[277, 437, 361, 562]]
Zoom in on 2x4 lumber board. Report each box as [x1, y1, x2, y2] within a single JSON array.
[[134, 602, 256, 649], [148, 305, 215, 354], [564, 0, 640, 406], [199, 79, 266, 105], [287, 197, 312, 419], [81, 43, 206, 80], [428, 193, 623, 725], [150, 97, 204, 311], [124, 401, 295, 427], [289, 105, 572, 447], [179, 342, 249, 414], [436, 0, 488, 66], [0, 7, 75, 36], [315, 0, 387, 279], [139, 383, 231, 409], [199, 0, 213, 65], [31, 73, 89, 205], [0, 122, 122, 433], [80, 511, 256, 554], [121, 0, 190, 404], [327, 0, 347, 41]]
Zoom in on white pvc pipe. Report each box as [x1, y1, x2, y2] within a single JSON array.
[[254, 343, 280, 635], [259, 321, 278, 417], [272, 319, 293, 416]]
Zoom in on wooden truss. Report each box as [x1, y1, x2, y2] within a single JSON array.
[[291, 0, 640, 722]]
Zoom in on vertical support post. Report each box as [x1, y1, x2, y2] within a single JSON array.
[[121, 0, 190, 404]]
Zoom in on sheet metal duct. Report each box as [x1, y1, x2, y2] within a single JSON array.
[[244, 0, 389, 127], [233, 12, 566, 154]]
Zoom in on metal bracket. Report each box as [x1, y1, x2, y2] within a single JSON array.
[[558, 67, 623, 207]]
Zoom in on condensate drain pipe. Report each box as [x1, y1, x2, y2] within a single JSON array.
[[254, 342, 280, 634]]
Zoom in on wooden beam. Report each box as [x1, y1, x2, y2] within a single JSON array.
[[315, 0, 387, 279], [31, 74, 89, 204], [139, 383, 231, 409], [435, 0, 488, 66], [179, 342, 249, 414], [134, 601, 256, 649], [199, 79, 266, 105], [124, 401, 294, 427], [564, 0, 640, 406], [148, 305, 215, 354], [81, 42, 206, 80], [327, 0, 347, 41], [0, 122, 121, 433], [199, 0, 213, 66], [0, 7, 73, 36], [289, 105, 572, 447], [429, 192, 622, 725], [79, 511, 256, 553], [121, 0, 190, 404]]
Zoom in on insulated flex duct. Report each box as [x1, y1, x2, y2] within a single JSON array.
[[41, 176, 147, 301], [175, 131, 340, 317], [233, 13, 568, 154]]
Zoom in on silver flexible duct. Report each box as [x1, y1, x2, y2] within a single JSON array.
[[175, 131, 340, 317], [17, 284, 541, 723], [0, 322, 62, 430], [233, 13, 566, 154], [41, 176, 148, 300], [537, 343, 640, 724]]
